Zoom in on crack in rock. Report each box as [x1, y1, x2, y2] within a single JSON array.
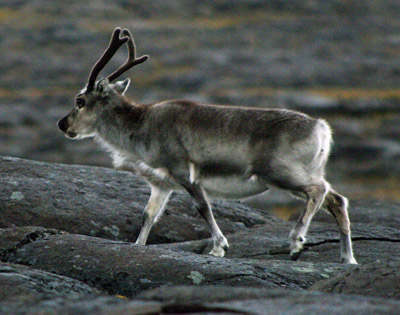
[[0, 228, 65, 262], [241, 236, 400, 258], [161, 304, 252, 314]]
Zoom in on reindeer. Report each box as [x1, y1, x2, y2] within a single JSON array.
[[58, 28, 357, 264]]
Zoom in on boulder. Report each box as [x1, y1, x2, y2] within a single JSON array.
[[0, 261, 98, 302], [0, 156, 273, 244], [4, 285, 400, 315], [154, 221, 400, 266], [0, 226, 65, 261], [1, 157, 400, 313], [1, 294, 159, 315], [310, 260, 400, 300], [133, 285, 400, 315], [0, 260, 109, 315], [3, 157, 399, 267], [3, 229, 354, 297]]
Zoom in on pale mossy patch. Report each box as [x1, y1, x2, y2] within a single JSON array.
[[291, 265, 316, 274], [140, 278, 152, 284], [103, 225, 120, 237], [11, 191, 24, 201], [187, 271, 205, 285]]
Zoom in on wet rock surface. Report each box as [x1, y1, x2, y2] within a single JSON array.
[[1, 157, 400, 314]]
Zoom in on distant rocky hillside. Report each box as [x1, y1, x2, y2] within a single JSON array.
[[0, 0, 399, 202]]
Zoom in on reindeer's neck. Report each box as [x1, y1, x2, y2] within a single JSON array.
[[95, 99, 147, 157]]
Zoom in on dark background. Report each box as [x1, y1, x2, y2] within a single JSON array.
[[0, 0, 399, 215]]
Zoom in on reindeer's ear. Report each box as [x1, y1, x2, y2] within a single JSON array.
[[112, 78, 130, 95], [96, 78, 112, 96]]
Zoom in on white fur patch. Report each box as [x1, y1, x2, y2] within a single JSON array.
[[248, 174, 258, 183], [189, 162, 196, 184], [136, 161, 171, 181], [79, 87, 87, 94]]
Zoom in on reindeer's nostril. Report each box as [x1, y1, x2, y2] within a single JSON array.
[[66, 131, 77, 138], [57, 117, 68, 132]]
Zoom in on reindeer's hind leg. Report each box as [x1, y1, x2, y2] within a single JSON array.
[[184, 183, 229, 257], [288, 180, 330, 261], [135, 185, 172, 245], [323, 190, 357, 264]]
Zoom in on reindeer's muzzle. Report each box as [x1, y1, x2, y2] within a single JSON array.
[[57, 117, 77, 138]]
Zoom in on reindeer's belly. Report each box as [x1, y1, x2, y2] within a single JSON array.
[[129, 159, 269, 198], [201, 175, 269, 199]]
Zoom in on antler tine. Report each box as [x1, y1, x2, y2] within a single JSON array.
[[122, 29, 136, 58], [87, 27, 129, 91], [107, 28, 149, 83]]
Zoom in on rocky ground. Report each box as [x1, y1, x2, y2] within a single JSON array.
[[1, 156, 400, 314]]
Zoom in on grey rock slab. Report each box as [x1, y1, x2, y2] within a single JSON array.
[[3, 232, 358, 297], [4, 233, 284, 296], [0, 261, 108, 315], [0, 294, 157, 315], [3, 284, 400, 315], [0, 156, 275, 244], [310, 259, 400, 300], [210, 294, 400, 315], [0, 262, 98, 302], [134, 285, 400, 315], [0, 226, 65, 261], [155, 221, 400, 265]]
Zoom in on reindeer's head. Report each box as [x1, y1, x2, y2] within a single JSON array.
[[57, 28, 148, 139]]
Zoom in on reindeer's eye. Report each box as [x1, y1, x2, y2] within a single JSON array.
[[76, 98, 85, 109]]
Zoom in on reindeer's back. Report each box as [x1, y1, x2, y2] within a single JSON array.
[[147, 100, 318, 145]]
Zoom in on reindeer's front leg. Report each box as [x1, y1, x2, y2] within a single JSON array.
[[135, 185, 172, 245], [184, 183, 229, 257]]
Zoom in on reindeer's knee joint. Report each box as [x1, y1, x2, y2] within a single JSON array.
[[305, 182, 329, 200]]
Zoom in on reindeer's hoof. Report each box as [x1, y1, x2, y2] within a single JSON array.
[[341, 257, 358, 264], [209, 247, 226, 257], [289, 234, 305, 261], [208, 237, 229, 257], [209, 243, 228, 258], [290, 250, 302, 261]]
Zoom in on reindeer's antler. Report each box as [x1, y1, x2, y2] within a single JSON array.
[[87, 28, 128, 91], [87, 28, 148, 91], [107, 29, 149, 82]]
